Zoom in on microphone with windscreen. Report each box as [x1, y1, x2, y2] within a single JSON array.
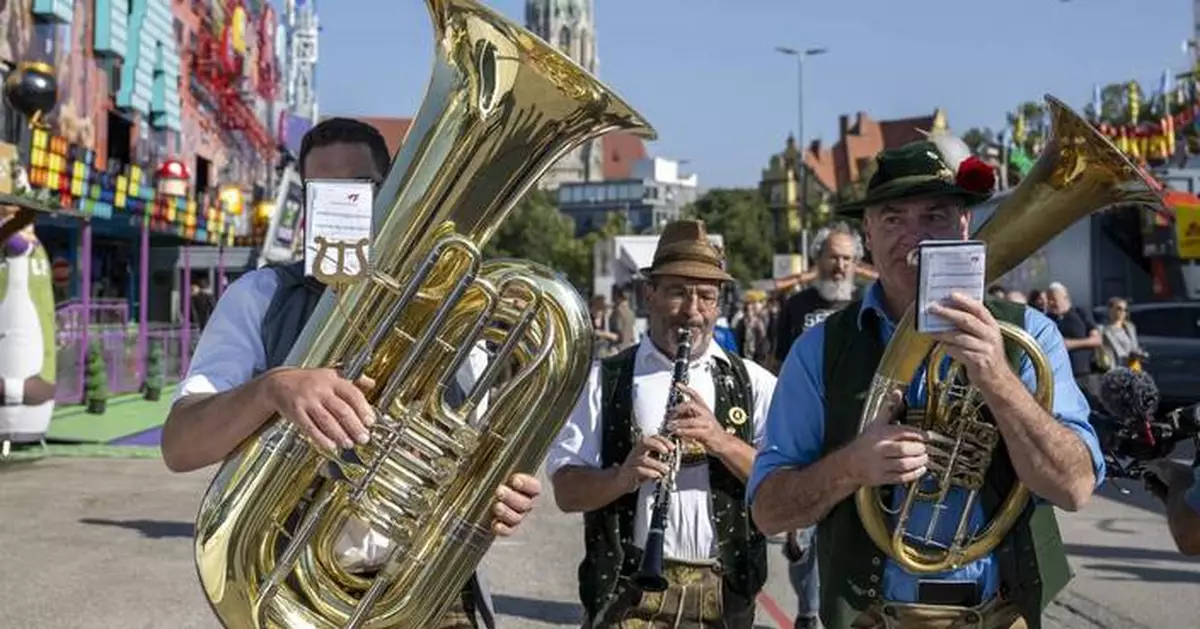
[[1098, 367, 1159, 420], [1093, 368, 1200, 479]]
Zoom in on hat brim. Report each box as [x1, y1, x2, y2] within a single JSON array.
[[837, 177, 992, 219], [640, 261, 733, 282]]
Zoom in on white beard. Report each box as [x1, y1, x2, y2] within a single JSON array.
[[815, 278, 855, 302]]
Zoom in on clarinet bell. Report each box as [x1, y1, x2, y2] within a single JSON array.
[[632, 535, 669, 593]]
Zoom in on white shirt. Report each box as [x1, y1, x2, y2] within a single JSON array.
[[174, 267, 489, 405], [545, 338, 776, 562], [174, 266, 490, 572]]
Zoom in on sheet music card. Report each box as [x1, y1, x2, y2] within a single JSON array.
[[915, 240, 986, 334], [304, 179, 374, 283]]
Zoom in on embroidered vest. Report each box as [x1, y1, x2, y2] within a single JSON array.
[[577, 345, 768, 621], [260, 261, 326, 371], [815, 299, 1072, 629]]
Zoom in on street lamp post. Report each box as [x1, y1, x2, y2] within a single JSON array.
[[775, 45, 827, 271]]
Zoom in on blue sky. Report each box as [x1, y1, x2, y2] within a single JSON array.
[[309, 0, 1193, 188]]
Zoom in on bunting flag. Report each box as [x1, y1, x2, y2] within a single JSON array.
[[1011, 68, 1200, 167], [1009, 145, 1035, 177]]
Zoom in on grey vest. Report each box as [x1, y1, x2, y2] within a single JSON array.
[[259, 260, 494, 628]]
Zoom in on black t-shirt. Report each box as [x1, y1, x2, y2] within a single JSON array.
[[774, 286, 856, 364], [1053, 306, 1097, 377]]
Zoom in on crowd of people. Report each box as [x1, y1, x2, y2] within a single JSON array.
[[158, 117, 1199, 629]]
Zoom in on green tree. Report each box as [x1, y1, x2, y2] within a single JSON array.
[[85, 338, 109, 414], [143, 339, 165, 401], [485, 189, 591, 291], [837, 157, 877, 207], [682, 188, 773, 283], [1007, 100, 1048, 154], [960, 127, 995, 155], [1083, 82, 1136, 126]]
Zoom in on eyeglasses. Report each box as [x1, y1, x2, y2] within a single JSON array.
[[659, 285, 720, 309]]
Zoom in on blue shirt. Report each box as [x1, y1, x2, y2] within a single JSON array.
[[747, 282, 1105, 603], [713, 325, 739, 354]]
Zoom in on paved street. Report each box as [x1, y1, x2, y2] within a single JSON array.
[[1, 454, 1197, 629]]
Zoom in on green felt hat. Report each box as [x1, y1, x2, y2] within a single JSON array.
[[837, 140, 994, 218]]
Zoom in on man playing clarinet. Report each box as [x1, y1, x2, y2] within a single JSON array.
[[547, 219, 777, 628]]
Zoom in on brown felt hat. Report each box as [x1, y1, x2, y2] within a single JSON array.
[[641, 219, 733, 282]]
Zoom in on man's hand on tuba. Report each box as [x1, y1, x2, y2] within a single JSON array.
[[262, 367, 377, 451], [848, 390, 929, 487]]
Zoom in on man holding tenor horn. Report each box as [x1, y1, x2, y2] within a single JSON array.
[[748, 140, 1106, 629], [547, 219, 777, 628]]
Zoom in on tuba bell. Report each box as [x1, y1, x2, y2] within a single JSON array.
[[854, 95, 1163, 574], [192, 1, 656, 627]]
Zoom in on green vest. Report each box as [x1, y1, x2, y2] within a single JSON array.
[[815, 299, 1072, 629], [577, 345, 768, 621]]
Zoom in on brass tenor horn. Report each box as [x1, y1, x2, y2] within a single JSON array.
[[191, 1, 656, 627], [854, 95, 1162, 574]]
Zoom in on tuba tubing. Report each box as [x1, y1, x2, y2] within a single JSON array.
[[192, 1, 656, 628], [853, 95, 1164, 575]]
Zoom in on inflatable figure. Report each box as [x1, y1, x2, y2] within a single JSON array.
[[0, 205, 56, 456]]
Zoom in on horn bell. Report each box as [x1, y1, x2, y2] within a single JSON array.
[[192, 1, 656, 627], [854, 95, 1163, 574]]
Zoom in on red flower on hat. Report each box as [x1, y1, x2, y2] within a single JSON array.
[[955, 156, 996, 194]]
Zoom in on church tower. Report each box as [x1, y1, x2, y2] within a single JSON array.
[[526, 0, 604, 188]]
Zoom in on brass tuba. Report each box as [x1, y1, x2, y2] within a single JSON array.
[[854, 95, 1163, 574], [192, 1, 655, 627]]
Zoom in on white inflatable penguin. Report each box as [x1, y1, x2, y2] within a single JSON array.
[[0, 207, 56, 455]]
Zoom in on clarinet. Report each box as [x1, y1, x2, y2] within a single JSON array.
[[632, 327, 692, 593]]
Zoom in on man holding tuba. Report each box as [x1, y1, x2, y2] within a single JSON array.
[[161, 118, 540, 629], [547, 219, 777, 628], [748, 141, 1106, 629]]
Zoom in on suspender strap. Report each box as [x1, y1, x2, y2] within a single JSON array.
[[467, 572, 496, 629]]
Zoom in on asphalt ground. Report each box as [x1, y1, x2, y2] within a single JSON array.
[[0, 454, 1196, 629]]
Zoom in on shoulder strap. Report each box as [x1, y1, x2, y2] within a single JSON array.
[[260, 261, 326, 371], [467, 572, 496, 629]]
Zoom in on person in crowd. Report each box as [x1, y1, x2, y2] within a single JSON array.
[[748, 141, 1104, 629], [591, 294, 620, 358], [190, 276, 216, 331], [160, 117, 537, 629], [547, 219, 777, 628], [1100, 297, 1146, 370], [1027, 289, 1047, 313], [1045, 282, 1104, 396], [988, 285, 1007, 300], [773, 223, 863, 370], [735, 289, 771, 365], [769, 223, 864, 628], [610, 285, 638, 351]]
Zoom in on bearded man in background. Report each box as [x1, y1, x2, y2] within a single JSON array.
[[773, 223, 863, 369]]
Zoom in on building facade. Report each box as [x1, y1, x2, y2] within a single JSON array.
[[0, 0, 291, 404], [557, 156, 698, 236], [525, 0, 603, 189], [760, 134, 835, 255]]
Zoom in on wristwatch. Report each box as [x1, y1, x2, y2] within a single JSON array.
[[2, 377, 24, 406]]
